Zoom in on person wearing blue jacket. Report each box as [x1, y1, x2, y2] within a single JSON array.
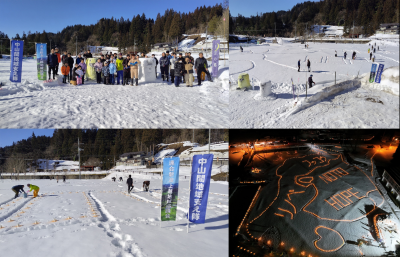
[[108, 61, 117, 85], [159, 52, 170, 82], [47, 49, 58, 80]]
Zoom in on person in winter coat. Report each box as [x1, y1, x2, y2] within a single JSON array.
[[174, 56, 184, 87], [100, 55, 106, 64], [47, 49, 58, 80], [27, 184, 40, 198], [307, 59, 311, 72], [308, 74, 315, 88], [102, 61, 110, 85], [370, 52, 372, 60], [130, 55, 141, 86], [298, 59, 301, 72], [108, 61, 117, 85], [75, 66, 84, 85], [109, 55, 116, 64], [55, 48, 61, 75], [240, 46, 243, 52], [127, 175, 134, 193], [184, 57, 194, 87], [335, 50, 337, 57], [90, 58, 103, 83], [169, 53, 176, 83], [195, 53, 212, 85], [65, 53, 75, 81], [116, 53, 124, 85], [372, 55, 375, 62], [61, 62, 70, 84], [344, 51, 347, 59], [62, 51, 68, 64], [76, 54, 83, 66], [187, 52, 195, 64], [11, 185, 25, 199], [83, 50, 92, 59], [159, 52, 170, 82], [122, 54, 131, 85], [71, 64, 79, 83], [152, 54, 158, 77], [63, 175, 66, 182], [78, 59, 87, 84]]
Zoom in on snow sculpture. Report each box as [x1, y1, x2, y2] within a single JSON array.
[[138, 58, 157, 83], [260, 80, 273, 97]]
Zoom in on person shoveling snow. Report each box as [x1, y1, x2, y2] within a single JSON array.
[[27, 184, 40, 198], [11, 185, 26, 199]]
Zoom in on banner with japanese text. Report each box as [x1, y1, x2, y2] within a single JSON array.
[[211, 40, 220, 78], [369, 63, 377, 83], [188, 154, 214, 224], [161, 157, 180, 221], [374, 63, 384, 83], [9, 40, 24, 82], [36, 43, 47, 80]]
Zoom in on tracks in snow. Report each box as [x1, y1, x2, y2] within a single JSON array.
[[88, 191, 145, 257], [0, 197, 34, 223]]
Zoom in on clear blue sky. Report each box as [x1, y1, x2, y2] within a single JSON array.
[[0, 0, 222, 38], [230, 0, 320, 17], [0, 129, 55, 147]]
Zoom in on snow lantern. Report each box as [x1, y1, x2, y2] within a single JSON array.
[[86, 58, 97, 80], [238, 73, 251, 89], [260, 80, 273, 97], [138, 58, 157, 83]]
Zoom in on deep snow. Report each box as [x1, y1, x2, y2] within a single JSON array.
[[229, 37, 399, 128], [0, 168, 228, 257]]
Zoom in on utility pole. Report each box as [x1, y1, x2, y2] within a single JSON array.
[[306, 24, 307, 44], [274, 22, 276, 38], [78, 137, 81, 179], [76, 36, 78, 57], [352, 20, 354, 44], [208, 129, 211, 154]]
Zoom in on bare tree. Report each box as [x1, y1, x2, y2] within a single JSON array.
[[6, 154, 26, 179]]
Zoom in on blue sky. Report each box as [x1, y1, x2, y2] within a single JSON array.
[[0, 0, 222, 38], [0, 129, 55, 147], [230, 0, 320, 17]]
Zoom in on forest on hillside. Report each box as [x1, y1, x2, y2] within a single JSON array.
[[0, 1, 228, 56], [0, 129, 228, 172], [229, 0, 399, 37]]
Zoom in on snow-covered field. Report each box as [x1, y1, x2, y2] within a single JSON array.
[[0, 169, 228, 256], [229, 36, 399, 128], [238, 146, 400, 256], [0, 52, 228, 128]]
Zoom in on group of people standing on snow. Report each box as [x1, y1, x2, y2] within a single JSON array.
[[297, 59, 311, 72], [46, 48, 213, 87]]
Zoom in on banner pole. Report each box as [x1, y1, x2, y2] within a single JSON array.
[[187, 154, 193, 233], [160, 157, 163, 228]]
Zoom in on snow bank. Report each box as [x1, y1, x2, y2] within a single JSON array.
[[153, 149, 177, 164], [361, 66, 399, 96]]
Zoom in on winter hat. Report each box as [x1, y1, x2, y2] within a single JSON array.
[[310, 74, 313, 77], [119, 53, 122, 56]]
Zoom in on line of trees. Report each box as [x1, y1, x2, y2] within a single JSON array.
[[230, 0, 399, 37], [1, 2, 228, 57], [0, 129, 228, 172]]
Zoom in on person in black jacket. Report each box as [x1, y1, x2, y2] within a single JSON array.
[[11, 185, 25, 198], [308, 75, 315, 88], [159, 52, 170, 82], [152, 54, 158, 77], [62, 51, 68, 64], [307, 59, 311, 72], [65, 53, 74, 81], [174, 56, 184, 87], [47, 49, 58, 80], [83, 50, 93, 59], [298, 59, 301, 72], [127, 175, 134, 193], [194, 53, 212, 85]]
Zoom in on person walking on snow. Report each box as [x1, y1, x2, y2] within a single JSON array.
[[63, 175, 66, 182], [344, 52, 347, 59], [308, 75, 315, 88], [307, 59, 311, 72], [27, 184, 40, 198], [298, 59, 301, 72], [11, 185, 25, 199], [335, 50, 337, 57], [370, 52, 372, 60], [127, 175, 134, 193], [240, 46, 243, 52]]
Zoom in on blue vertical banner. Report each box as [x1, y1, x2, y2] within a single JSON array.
[[161, 157, 180, 221], [189, 154, 214, 224], [212, 40, 220, 78], [374, 64, 385, 83], [369, 63, 377, 83], [36, 43, 47, 80], [9, 40, 24, 82]]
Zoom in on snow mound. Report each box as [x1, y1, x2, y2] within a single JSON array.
[[153, 149, 177, 164], [361, 66, 399, 96]]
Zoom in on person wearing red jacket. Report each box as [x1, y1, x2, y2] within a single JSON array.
[[55, 48, 61, 75]]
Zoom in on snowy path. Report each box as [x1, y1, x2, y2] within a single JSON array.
[[0, 173, 228, 257], [0, 59, 229, 128]]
